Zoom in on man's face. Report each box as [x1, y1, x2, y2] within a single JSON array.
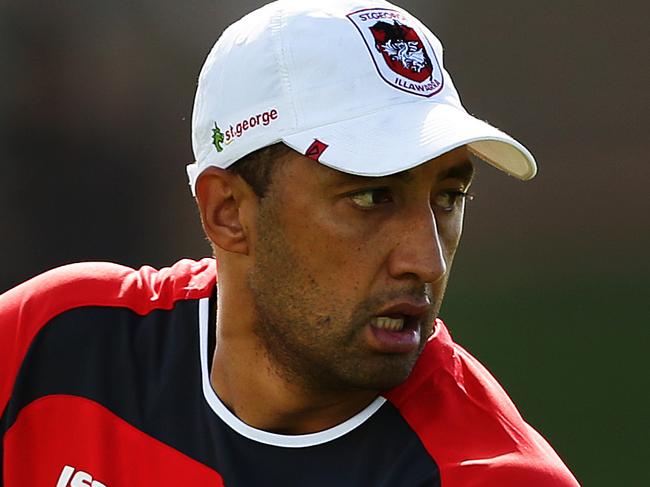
[[246, 146, 473, 393]]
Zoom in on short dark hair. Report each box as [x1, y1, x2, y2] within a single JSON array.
[[228, 143, 293, 198]]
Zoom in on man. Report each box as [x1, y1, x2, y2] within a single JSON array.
[[0, 0, 580, 485]]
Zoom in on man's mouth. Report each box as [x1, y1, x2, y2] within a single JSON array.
[[373, 300, 430, 328], [364, 300, 431, 354]]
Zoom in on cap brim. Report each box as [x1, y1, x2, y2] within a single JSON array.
[[282, 101, 536, 180]]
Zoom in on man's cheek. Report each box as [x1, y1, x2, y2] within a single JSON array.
[[441, 230, 463, 268]]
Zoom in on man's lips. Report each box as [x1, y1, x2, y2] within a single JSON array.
[[375, 300, 431, 321], [363, 299, 432, 354], [373, 299, 431, 328]]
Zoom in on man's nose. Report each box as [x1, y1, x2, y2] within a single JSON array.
[[386, 207, 447, 284]]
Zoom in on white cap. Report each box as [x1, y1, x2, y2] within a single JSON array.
[[187, 0, 537, 195]]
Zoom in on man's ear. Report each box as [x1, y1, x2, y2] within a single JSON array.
[[195, 167, 254, 255]]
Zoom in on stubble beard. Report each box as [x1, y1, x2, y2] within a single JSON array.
[[246, 200, 436, 395]]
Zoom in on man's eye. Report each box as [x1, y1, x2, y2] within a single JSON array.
[[349, 188, 393, 208], [433, 190, 473, 212]]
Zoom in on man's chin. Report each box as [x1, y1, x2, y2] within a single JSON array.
[[342, 353, 422, 392]]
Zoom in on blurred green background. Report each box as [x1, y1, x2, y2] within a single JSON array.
[[1, 0, 648, 485], [443, 166, 650, 485]]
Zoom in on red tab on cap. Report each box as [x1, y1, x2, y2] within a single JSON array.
[[305, 139, 329, 161]]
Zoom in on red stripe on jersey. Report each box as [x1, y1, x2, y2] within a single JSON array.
[[4, 394, 224, 485], [0, 259, 216, 415], [385, 320, 580, 486]]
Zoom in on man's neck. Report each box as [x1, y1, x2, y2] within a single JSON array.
[[208, 292, 378, 435], [209, 335, 378, 435]]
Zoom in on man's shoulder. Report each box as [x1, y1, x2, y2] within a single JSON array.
[[384, 319, 580, 486], [456, 452, 581, 486], [0, 258, 216, 415], [386, 319, 532, 427], [0, 258, 216, 317]]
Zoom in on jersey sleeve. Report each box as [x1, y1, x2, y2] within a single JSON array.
[[385, 321, 581, 487], [0, 259, 216, 417], [453, 447, 581, 486], [444, 344, 581, 486], [0, 263, 132, 416]]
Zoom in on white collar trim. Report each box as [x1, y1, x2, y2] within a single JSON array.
[[197, 297, 387, 448]]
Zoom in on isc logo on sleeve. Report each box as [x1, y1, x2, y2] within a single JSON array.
[[56, 465, 107, 487]]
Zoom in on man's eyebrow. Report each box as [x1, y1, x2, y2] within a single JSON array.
[[329, 160, 474, 185], [329, 169, 414, 184], [436, 159, 475, 183]]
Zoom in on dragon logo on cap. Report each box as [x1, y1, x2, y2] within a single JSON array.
[[370, 20, 433, 83], [348, 8, 443, 97]]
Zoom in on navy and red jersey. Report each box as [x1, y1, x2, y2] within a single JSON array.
[[0, 259, 579, 486]]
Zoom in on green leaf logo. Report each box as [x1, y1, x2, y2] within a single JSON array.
[[212, 122, 225, 152]]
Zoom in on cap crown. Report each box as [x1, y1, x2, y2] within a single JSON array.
[[191, 0, 462, 176], [188, 0, 537, 193]]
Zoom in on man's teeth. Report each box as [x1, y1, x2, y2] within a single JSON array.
[[371, 316, 405, 331]]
